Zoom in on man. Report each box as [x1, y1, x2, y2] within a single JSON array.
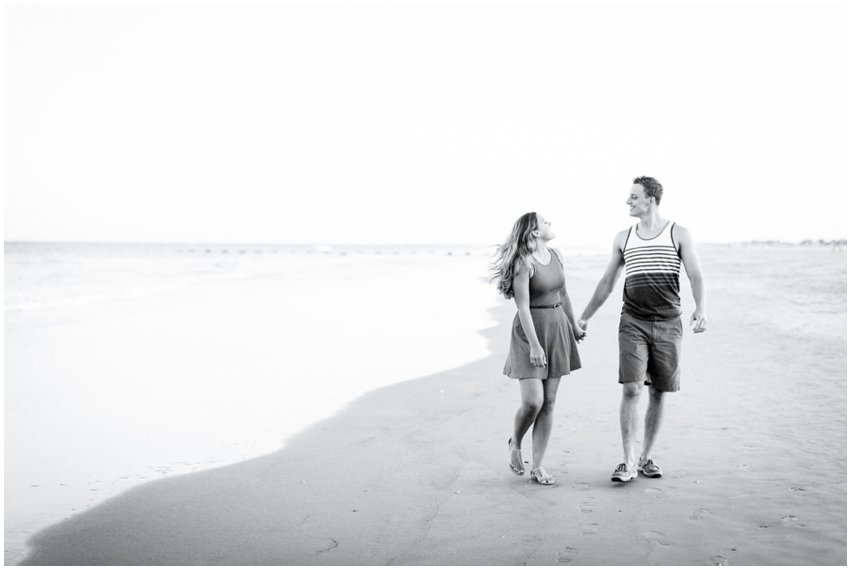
[[577, 176, 707, 483]]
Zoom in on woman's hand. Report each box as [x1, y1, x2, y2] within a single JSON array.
[[529, 344, 547, 367]]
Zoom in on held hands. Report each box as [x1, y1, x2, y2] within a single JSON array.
[[529, 344, 547, 368], [573, 319, 587, 342], [691, 311, 708, 333]]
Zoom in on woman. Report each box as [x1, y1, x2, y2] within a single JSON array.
[[491, 212, 583, 485]]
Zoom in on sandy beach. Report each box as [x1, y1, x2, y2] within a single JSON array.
[[7, 243, 847, 565]]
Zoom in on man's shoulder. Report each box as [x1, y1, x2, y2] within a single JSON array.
[[613, 227, 632, 252], [671, 222, 693, 242], [614, 226, 633, 240]]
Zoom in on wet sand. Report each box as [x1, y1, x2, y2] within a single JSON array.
[[17, 245, 847, 565]]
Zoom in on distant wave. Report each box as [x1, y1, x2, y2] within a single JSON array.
[[4, 243, 498, 312]]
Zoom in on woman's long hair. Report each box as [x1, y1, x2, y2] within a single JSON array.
[[490, 212, 539, 299]]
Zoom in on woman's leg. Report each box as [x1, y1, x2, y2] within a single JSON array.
[[512, 378, 544, 458], [531, 377, 562, 470]]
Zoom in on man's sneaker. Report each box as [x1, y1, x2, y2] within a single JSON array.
[[611, 463, 637, 482], [639, 458, 663, 478]]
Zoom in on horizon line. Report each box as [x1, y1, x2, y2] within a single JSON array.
[[4, 238, 848, 247]]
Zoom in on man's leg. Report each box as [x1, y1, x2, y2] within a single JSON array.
[[638, 316, 680, 477], [640, 386, 665, 464], [620, 381, 643, 468], [615, 313, 650, 482]]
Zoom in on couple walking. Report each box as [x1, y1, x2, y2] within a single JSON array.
[[491, 176, 707, 486]]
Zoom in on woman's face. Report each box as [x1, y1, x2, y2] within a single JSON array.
[[535, 214, 555, 241]]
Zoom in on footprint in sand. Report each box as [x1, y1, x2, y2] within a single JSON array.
[[642, 531, 671, 547], [789, 486, 806, 492], [556, 546, 576, 564], [316, 538, 339, 554], [709, 555, 729, 565], [572, 482, 591, 491], [735, 464, 750, 471], [781, 515, 806, 528], [578, 499, 594, 514], [689, 508, 709, 521], [644, 487, 665, 499], [580, 523, 600, 536]]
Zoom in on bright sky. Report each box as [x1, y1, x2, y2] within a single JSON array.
[[3, 0, 847, 247]]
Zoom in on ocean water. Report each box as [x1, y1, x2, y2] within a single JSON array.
[[682, 242, 846, 342], [4, 242, 507, 564], [4, 242, 491, 312]]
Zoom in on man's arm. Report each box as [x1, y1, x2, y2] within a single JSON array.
[[674, 225, 707, 333], [578, 232, 627, 330]]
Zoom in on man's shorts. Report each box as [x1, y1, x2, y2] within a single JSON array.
[[618, 312, 682, 392]]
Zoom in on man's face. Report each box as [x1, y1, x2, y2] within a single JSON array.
[[626, 184, 654, 217]]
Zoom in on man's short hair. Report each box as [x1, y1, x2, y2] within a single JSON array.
[[633, 176, 663, 205]]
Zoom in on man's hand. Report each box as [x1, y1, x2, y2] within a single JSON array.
[[691, 311, 707, 333]]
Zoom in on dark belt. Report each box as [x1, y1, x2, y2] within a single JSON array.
[[530, 303, 562, 309]]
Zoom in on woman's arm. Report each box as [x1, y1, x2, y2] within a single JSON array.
[[512, 263, 547, 367], [561, 288, 584, 342]]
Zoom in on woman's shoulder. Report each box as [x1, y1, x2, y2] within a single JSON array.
[[549, 247, 564, 266], [512, 256, 534, 278]]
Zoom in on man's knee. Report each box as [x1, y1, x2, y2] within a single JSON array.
[[648, 386, 665, 403], [622, 382, 643, 399]]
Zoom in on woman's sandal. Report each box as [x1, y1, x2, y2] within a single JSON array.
[[508, 438, 524, 475], [529, 467, 555, 485]]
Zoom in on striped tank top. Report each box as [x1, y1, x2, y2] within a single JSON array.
[[622, 221, 682, 320]]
